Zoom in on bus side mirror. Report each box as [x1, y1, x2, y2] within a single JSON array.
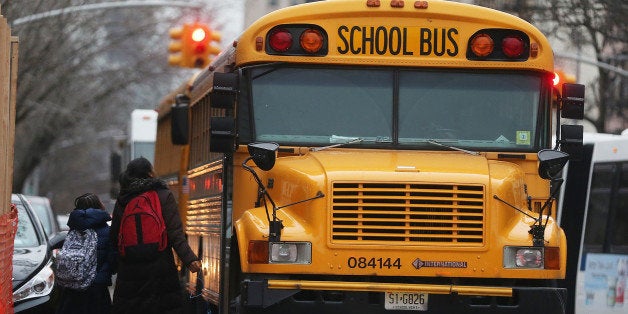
[[560, 124, 583, 161], [171, 94, 190, 145], [561, 83, 584, 120], [538, 149, 569, 180], [210, 72, 238, 109], [210, 117, 236, 153], [247, 142, 279, 171]]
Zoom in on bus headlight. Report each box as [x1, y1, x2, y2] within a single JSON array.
[[269, 242, 311, 264], [503, 246, 543, 269]]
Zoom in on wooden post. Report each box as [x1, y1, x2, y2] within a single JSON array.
[[0, 13, 17, 215], [0, 8, 18, 313]]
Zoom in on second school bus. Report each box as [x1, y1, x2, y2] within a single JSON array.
[[154, 1, 586, 313]]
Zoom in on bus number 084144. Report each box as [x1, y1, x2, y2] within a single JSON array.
[[347, 257, 402, 269]]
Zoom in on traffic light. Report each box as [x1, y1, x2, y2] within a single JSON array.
[[186, 23, 221, 68], [168, 25, 187, 67], [168, 23, 222, 68], [207, 29, 222, 63]]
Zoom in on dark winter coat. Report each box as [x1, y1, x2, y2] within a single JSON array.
[[66, 208, 116, 285], [110, 178, 198, 314], [56, 207, 114, 314]]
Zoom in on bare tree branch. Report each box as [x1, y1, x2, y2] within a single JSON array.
[[7, 0, 199, 194]]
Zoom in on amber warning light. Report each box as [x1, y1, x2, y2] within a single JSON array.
[[266, 24, 328, 56], [467, 29, 530, 61]]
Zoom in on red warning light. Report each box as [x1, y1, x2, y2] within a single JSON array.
[[553, 72, 560, 86]]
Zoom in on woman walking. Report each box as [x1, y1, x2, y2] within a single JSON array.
[[110, 157, 201, 314]]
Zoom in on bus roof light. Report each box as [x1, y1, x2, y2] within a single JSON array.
[[300, 29, 324, 54], [467, 29, 530, 61], [502, 35, 524, 58], [366, 0, 381, 7], [470, 33, 494, 57], [267, 25, 328, 56], [391, 0, 404, 8], [269, 28, 293, 53], [414, 1, 428, 9]]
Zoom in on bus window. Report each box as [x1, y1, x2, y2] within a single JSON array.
[[250, 66, 392, 144], [132, 141, 155, 162], [611, 162, 628, 254], [127, 109, 158, 165], [583, 163, 616, 254], [248, 66, 545, 151], [399, 71, 540, 149]]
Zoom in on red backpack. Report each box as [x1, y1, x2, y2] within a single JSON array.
[[118, 190, 167, 261]]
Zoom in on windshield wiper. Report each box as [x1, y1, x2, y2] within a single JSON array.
[[427, 139, 480, 156], [311, 136, 363, 152]]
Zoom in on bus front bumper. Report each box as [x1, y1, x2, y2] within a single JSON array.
[[242, 279, 567, 313]]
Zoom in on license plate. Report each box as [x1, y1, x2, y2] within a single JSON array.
[[384, 292, 428, 311]]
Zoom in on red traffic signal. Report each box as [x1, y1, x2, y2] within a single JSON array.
[[187, 24, 210, 68], [168, 23, 221, 68], [191, 27, 207, 43], [186, 23, 221, 68]]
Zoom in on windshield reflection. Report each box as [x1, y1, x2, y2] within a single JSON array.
[[14, 204, 40, 248], [249, 66, 545, 151]]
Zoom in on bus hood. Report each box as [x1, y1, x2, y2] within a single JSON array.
[[283, 149, 492, 183], [262, 149, 530, 247]]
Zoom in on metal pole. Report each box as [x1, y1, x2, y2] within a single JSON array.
[[555, 52, 628, 77], [12, 1, 204, 26]]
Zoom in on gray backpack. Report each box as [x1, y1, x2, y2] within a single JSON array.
[[53, 229, 98, 290]]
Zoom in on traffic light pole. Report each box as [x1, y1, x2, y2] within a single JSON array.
[[12, 1, 204, 26]]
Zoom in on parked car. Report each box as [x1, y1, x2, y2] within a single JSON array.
[[23, 195, 61, 239], [56, 214, 70, 232], [12, 194, 63, 313]]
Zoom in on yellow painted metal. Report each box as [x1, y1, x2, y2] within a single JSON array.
[[237, 0, 553, 72], [178, 144, 190, 226], [233, 149, 566, 279], [154, 0, 568, 308], [267, 279, 512, 297]]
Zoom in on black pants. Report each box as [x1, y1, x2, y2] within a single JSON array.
[[56, 284, 111, 314]]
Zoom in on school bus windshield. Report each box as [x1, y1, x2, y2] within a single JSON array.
[[248, 66, 545, 151]]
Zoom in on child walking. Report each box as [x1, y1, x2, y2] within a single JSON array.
[[56, 193, 116, 314]]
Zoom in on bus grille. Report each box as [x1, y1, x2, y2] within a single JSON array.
[[331, 183, 485, 245]]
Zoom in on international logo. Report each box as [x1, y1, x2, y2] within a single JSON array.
[[412, 258, 467, 269]]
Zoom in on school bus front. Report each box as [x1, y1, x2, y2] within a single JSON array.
[[177, 1, 585, 313], [231, 146, 567, 312]]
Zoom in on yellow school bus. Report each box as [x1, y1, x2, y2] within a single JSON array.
[[154, 1, 586, 313]]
